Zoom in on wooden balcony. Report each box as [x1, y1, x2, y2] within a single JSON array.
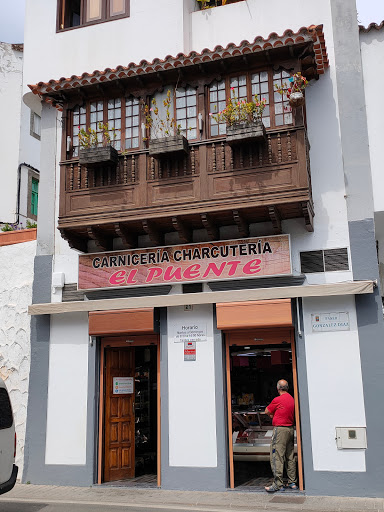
[[58, 126, 313, 252]]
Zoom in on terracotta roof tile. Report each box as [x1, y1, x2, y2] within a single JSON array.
[[359, 21, 384, 33], [29, 24, 328, 105]]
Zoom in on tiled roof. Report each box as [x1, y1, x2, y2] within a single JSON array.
[[29, 24, 328, 103], [359, 21, 384, 33]]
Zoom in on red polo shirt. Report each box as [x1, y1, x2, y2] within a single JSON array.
[[266, 392, 295, 426]]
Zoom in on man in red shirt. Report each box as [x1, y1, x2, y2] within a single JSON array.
[[264, 379, 297, 492]]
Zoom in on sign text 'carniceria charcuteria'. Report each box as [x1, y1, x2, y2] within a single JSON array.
[[78, 235, 291, 290]]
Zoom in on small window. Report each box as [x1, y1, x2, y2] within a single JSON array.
[[300, 248, 349, 274], [175, 87, 197, 140], [251, 71, 270, 128], [0, 388, 13, 430], [30, 111, 41, 140], [31, 178, 39, 217], [125, 97, 140, 150], [107, 98, 122, 150], [209, 80, 226, 137], [58, 0, 130, 30], [273, 70, 293, 126], [72, 105, 86, 157]]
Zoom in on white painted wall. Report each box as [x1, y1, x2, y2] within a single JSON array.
[[0, 43, 23, 223], [0, 239, 35, 477], [45, 313, 89, 465], [360, 29, 384, 215], [167, 305, 217, 467], [302, 296, 366, 472]]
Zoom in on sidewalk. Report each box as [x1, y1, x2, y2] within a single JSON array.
[[1, 484, 384, 512]]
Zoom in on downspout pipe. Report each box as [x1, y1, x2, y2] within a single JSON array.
[[16, 162, 40, 225]]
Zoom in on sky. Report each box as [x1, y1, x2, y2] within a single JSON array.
[[0, 0, 383, 43]]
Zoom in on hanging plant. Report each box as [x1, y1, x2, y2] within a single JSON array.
[[275, 72, 309, 108]]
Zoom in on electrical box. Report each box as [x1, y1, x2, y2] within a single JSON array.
[[335, 427, 367, 449]]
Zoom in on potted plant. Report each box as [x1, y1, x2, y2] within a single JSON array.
[[211, 91, 267, 146], [78, 122, 119, 167], [275, 72, 309, 108], [143, 90, 189, 157]]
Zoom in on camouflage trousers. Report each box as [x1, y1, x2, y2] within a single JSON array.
[[270, 426, 297, 489]]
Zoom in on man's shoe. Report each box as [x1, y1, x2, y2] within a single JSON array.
[[286, 483, 298, 490], [265, 483, 284, 493]]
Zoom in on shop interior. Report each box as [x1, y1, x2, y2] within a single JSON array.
[[230, 343, 296, 489]]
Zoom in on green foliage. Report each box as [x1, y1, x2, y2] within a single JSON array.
[[79, 122, 118, 149], [197, 0, 227, 9], [1, 223, 14, 232], [143, 90, 182, 139], [211, 91, 267, 127], [26, 220, 37, 229], [274, 72, 309, 99]]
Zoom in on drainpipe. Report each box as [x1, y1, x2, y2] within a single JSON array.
[[16, 162, 40, 225]]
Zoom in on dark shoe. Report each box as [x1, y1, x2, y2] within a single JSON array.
[[286, 483, 298, 490], [265, 483, 284, 493]]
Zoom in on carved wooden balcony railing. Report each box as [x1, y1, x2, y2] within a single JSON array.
[[58, 126, 313, 252]]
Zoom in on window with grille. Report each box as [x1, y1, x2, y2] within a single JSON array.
[[209, 80, 226, 137], [72, 105, 86, 157], [90, 100, 104, 147], [230, 75, 247, 102], [175, 87, 197, 140], [125, 98, 140, 149], [107, 98, 121, 150], [300, 248, 349, 273], [31, 178, 39, 217], [58, 0, 130, 30], [251, 71, 270, 128], [273, 70, 293, 126]]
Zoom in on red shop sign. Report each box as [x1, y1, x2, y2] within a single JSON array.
[[78, 235, 291, 290]]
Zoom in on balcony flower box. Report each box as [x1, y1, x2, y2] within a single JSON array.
[[226, 120, 266, 146], [148, 135, 189, 157], [78, 145, 119, 167]]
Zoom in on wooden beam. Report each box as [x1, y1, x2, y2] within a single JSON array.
[[268, 206, 282, 234], [301, 201, 314, 232], [87, 226, 113, 251], [172, 217, 192, 243], [114, 222, 137, 249], [201, 213, 219, 241], [142, 219, 164, 246], [233, 210, 249, 238], [60, 229, 87, 253]]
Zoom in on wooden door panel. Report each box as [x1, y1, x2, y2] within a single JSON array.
[[104, 347, 135, 482]]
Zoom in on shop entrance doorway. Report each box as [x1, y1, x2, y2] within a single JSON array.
[[99, 336, 160, 487], [225, 329, 303, 491]]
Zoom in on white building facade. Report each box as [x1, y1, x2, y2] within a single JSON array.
[[21, 0, 384, 497]]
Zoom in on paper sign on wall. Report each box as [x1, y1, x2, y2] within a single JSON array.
[[184, 341, 196, 361], [113, 377, 134, 394], [311, 312, 350, 333], [173, 323, 207, 343]]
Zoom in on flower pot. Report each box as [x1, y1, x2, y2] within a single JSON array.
[[148, 135, 189, 157], [78, 146, 119, 167], [226, 120, 266, 146], [289, 91, 305, 108]]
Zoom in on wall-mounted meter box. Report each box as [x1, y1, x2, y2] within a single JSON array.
[[335, 427, 367, 449]]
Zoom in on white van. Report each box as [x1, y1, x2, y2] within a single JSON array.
[[0, 377, 18, 495]]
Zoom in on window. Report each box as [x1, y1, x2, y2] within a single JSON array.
[[175, 87, 197, 140], [58, 0, 130, 30], [300, 248, 349, 273], [0, 388, 13, 430], [273, 70, 293, 126], [30, 111, 41, 140], [69, 96, 141, 157], [208, 69, 294, 137], [31, 178, 39, 217]]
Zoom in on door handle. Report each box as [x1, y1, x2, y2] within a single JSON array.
[[132, 401, 135, 415]]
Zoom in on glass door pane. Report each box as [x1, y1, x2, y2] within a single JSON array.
[[110, 0, 126, 16], [86, 0, 102, 22]]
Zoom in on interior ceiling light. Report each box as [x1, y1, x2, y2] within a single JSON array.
[[244, 346, 250, 349], [254, 338, 264, 341]]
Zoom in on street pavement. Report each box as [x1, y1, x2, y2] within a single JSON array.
[[2, 484, 384, 512]]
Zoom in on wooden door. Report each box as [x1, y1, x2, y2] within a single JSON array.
[[104, 348, 135, 482]]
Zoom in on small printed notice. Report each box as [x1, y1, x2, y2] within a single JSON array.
[[173, 323, 207, 343], [113, 377, 134, 394], [311, 312, 350, 333], [184, 341, 196, 361]]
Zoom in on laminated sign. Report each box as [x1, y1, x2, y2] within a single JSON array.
[[78, 235, 291, 290]]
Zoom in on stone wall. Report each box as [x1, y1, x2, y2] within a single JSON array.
[[0, 239, 35, 478]]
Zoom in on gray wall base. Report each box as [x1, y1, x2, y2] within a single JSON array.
[[161, 467, 227, 491]]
